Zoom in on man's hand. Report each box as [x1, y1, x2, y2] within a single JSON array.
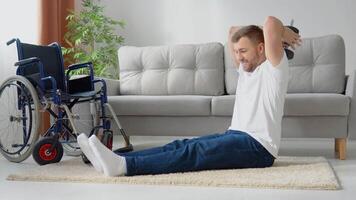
[[228, 26, 241, 68], [263, 16, 302, 67], [282, 26, 302, 50]]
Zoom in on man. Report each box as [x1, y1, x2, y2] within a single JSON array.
[[78, 16, 301, 177]]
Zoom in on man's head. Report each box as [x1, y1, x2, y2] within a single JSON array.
[[231, 25, 266, 72]]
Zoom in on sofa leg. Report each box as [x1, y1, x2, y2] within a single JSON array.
[[334, 138, 339, 153], [334, 138, 347, 160]]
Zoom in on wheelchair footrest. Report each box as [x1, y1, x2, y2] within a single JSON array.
[[113, 144, 134, 154]]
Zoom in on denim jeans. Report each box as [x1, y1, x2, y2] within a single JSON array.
[[117, 129, 275, 176]]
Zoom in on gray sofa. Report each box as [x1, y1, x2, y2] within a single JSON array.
[[103, 34, 355, 160]]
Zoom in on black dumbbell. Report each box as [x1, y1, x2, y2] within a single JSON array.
[[284, 26, 299, 60]]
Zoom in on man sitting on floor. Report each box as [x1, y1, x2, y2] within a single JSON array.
[[77, 16, 301, 176]]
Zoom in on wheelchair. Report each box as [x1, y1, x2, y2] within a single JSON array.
[[0, 38, 133, 165]]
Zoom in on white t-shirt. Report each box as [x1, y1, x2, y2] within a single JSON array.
[[229, 53, 289, 158]]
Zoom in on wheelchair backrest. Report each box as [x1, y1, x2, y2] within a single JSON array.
[[16, 41, 66, 92]]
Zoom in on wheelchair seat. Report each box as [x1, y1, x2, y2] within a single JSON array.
[[69, 90, 98, 98]]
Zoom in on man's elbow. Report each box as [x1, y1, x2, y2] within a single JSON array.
[[264, 16, 275, 28], [265, 16, 278, 23], [263, 16, 283, 35]]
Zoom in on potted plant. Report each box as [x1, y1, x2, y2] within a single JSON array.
[[62, 0, 125, 79]]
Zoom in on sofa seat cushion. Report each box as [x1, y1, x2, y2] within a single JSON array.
[[211, 94, 350, 116], [212, 95, 235, 116], [109, 95, 212, 116], [284, 93, 350, 116]]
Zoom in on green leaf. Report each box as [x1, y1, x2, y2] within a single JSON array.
[[63, 0, 125, 78]]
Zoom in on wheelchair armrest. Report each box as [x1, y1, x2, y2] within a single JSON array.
[[66, 62, 94, 81], [15, 58, 56, 93], [66, 62, 95, 94], [15, 58, 47, 90], [67, 62, 94, 76], [14, 57, 40, 66], [41, 76, 58, 92]]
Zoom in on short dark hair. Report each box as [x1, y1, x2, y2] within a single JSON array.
[[231, 25, 264, 44]]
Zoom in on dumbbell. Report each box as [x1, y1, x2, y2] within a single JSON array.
[[284, 26, 299, 60]]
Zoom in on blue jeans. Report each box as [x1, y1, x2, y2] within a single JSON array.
[[117, 130, 275, 176]]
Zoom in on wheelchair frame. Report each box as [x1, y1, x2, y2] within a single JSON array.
[[0, 38, 132, 165]]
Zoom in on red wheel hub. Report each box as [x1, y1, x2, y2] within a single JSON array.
[[39, 144, 57, 161], [107, 137, 113, 150]]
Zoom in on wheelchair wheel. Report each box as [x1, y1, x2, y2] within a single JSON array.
[[81, 154, 91, 164], [60, 127, 82, 157], [32, 137, 63, 165], [0, 75, 40, 162]]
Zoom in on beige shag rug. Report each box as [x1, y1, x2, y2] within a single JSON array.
[[7, 156, 340, 190]]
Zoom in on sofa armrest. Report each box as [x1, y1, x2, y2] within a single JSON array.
[[346, 70, 356, 140], [94, 77, 121, 96]]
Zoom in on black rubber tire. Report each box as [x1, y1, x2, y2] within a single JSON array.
[[81, 154, 91, 164], [32, 137, 63, 165]]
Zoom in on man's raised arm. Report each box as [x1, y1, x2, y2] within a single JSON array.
[[263, 16, 301, 67]]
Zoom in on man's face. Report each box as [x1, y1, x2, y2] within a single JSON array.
[[233, 37, 265, 72]]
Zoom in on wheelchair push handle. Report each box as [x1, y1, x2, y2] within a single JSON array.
[[6, 38, 18, 46]]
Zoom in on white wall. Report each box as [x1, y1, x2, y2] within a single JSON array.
[[0, 0, 39, 83], [81, 0, 356, 74]]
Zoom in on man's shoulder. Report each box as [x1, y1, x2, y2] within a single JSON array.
[[264, 52, 288, 72]]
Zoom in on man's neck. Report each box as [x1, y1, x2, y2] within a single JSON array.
[[249, 57, 267, 72], [257, 57, 267, 66]]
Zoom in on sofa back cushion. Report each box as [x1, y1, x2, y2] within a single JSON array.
[[118, 42, 224, 95], [225, 35, 346, 94]]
